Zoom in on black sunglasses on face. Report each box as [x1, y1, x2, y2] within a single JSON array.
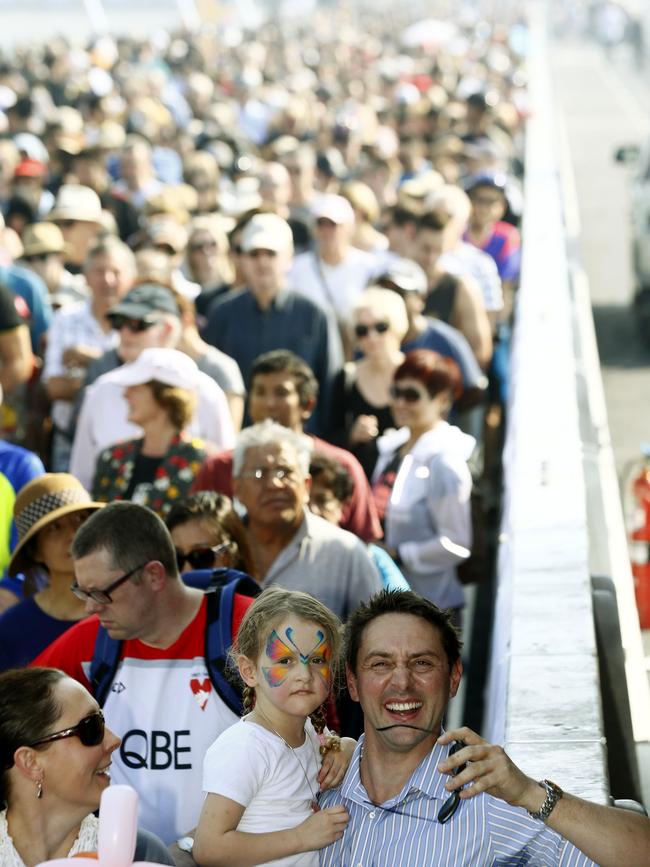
[[24, 252, 53, 263], [28, 711, 105, 749], [175, 542, 229, 572], [354, 321, 390, 338], [110, 315, 157, 333], [390, 384, 425, 403], [70, 561, 149, 604]]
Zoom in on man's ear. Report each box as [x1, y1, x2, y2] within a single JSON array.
[[238, 655, 259, 689], [302, 473, 312, 505], [449, 658, 463, 700], [300, 396, 316, 423], [346, 664, 360, 703], [144, 560, 167, 590]]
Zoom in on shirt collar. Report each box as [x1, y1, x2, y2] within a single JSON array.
[[340, 733, 453, 809], [248, 286, 291, 311]]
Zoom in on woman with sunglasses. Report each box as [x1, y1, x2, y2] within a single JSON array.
[[0, 667, 174, 865], [165, 491, 257, 579], [371, 349, 475, 623], [92, 348, 213, 518], [0, 474, 103, 672], [331, 287, 408, 479]]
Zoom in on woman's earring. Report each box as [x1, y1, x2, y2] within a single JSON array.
[[36, 779, 43, 799]]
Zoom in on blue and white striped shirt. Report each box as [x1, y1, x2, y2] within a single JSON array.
[[319, 738, 597, 867]]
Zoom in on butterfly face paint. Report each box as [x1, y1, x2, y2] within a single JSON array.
[[262, 622, 332, 689]]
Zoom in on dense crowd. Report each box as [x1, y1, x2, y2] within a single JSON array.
[[4, 7, 644, 867]]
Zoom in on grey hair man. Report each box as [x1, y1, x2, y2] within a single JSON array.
[[233, 419, 382, 620]]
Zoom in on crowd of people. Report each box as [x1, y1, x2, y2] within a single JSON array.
[[0, 3, 647, 866]]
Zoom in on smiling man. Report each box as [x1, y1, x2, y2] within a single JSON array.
[[232, 420, 381, 620], [318, 590, 638, 867]]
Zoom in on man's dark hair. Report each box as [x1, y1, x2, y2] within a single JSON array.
[[416, 208, 451, 234], [250, 349, 319, 408], [345, 590, 462, 674], [386, 205, 419, 228], [71, 501, 177, 578]]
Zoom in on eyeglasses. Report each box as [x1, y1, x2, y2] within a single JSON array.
[[239, 466, 296, 484], [110, 315, 158, 333], [354, 321, 390, 339], [390, 385, 425, 403], [316, 217, 337, 228], [437, 740, 466, 824], [70, 561, 149, 604], [28, 711, 105, 749], [175, 542, 229, 572], [23, 252, 53, 263]]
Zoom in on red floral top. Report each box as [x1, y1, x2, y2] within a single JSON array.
[[92, 432, 208, 517]]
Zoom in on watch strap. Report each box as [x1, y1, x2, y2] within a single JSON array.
[[527, 779, 563, 821]]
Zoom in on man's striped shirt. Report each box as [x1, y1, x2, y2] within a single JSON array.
[[319, 738, 597, 867]]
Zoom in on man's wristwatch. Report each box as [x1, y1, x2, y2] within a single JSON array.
[[527, 779, 563, 822], [177, 835, 194, 853]]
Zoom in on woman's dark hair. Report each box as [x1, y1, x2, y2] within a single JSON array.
[[394, 349, 462, 401], [344, 590, 462, 675], [0, 668, 66, 808], [149, 380, 197, 430], [165, 491, 257, 577]]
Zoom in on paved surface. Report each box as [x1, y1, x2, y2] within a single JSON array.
[[550, 35, 650, 809]]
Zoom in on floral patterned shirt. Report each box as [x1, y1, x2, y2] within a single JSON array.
[[92, 432, 208, 516]]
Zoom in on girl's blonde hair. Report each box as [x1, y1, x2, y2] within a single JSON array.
[[235, 587, 342, 734]]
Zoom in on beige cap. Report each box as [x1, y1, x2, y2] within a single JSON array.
[[49, 184, 103, 224], [22, 222, 66, 257]]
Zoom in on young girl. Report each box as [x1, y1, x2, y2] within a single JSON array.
[[193, 588, 353, 866]]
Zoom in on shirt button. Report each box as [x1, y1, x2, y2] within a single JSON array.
[[368, 811, 375, 818]]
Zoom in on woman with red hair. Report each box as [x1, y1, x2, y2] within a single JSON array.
[[372, 349, 474, 623]]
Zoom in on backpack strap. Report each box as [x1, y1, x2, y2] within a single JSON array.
[[204, 569, 260, 715], [89, 625, 123, 707], [89, 569, 259, 713]]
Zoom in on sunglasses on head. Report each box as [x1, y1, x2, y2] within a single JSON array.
[[390, 384, 424, 403], [175, 542, 229, 573], [110, 315, 158, 333], [354, 321, 390, 339], [28, 711, 105, 749]]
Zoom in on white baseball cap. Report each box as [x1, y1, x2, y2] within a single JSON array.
[[311, 194, 355, 226], [49, 184, 103, 224], [240, 213, 294, 253], [105, 348, 200, 390]]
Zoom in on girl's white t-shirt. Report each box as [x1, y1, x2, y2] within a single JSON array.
[[202, 717, 323, 867]]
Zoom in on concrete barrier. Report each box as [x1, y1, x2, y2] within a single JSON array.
[[484, 4, 608, 804]]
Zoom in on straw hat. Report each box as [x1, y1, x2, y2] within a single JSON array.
[[9, 474, 104, 576]]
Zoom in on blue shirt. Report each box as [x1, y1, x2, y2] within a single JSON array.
[[319, 738, 597, 867], [203, 287, 343, 436]]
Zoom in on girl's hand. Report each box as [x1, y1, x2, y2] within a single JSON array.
[[317, 737, 356, 791], [296, 806, 349, 851]]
